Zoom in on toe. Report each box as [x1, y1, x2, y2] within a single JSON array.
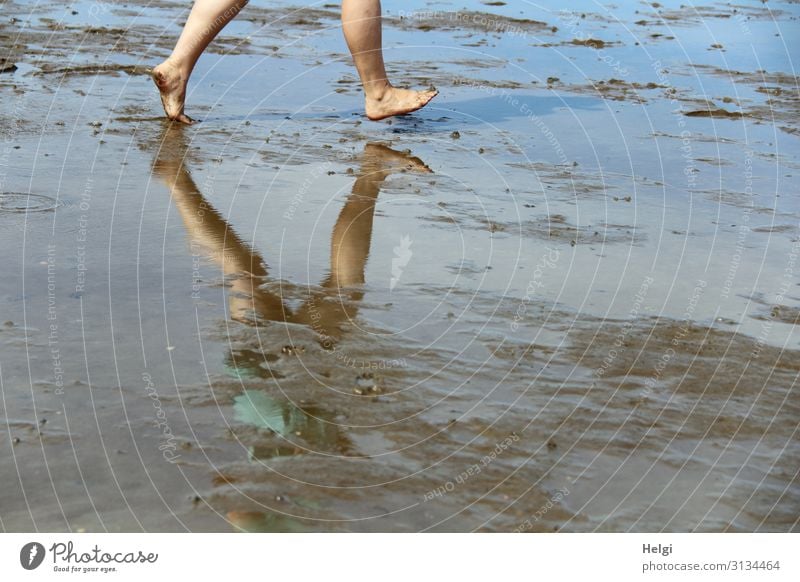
[[417, 90, 436, 107]]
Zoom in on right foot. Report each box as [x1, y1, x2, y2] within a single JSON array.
[[365, 85, 438, 121], [362, 142, 432, 175], [152, 61, 193, 124]]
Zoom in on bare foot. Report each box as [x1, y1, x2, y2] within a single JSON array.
[[363, 142, 433, 174], [152, 60, 193, 124], [365, 85, 438, 121]]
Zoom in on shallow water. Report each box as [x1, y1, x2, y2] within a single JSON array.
[[0, 0, 798, 531]]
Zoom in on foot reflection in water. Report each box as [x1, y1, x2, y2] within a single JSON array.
[[151, 124, 431, 472]]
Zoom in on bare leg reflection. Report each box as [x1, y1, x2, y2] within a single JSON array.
[[151, 125, 431, 345], [152, 123, 288, 325], [292, 143, 431, 345], [151, 129, 431, 485]]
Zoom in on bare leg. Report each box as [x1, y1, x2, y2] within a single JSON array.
[[341, 0, 438, 120], [153, 0, 248, 123]]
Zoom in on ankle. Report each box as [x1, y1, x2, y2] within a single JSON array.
[[364, 80, 391, 101], [159, 57, 190, 79]]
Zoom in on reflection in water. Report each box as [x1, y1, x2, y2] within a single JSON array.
[[225, 509, 308, 533], [152, 123, 431, 347], [234, 390, 352, 459], [224, 348, 283, 380], [151, 124, 430, 466]]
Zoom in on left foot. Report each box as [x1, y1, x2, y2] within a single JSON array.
[[152, 60, 193, 124], [365, 85, 438, 121]]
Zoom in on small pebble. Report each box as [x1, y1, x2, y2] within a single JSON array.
[[354, 373, 382, 395], [281, 345, 305, 355]]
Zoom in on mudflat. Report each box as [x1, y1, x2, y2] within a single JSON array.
[[0, 0, 797, 532]]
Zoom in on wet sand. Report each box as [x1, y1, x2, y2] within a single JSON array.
[[0, 0, 798, 532]]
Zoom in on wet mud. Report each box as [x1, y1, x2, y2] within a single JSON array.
[[0, 0, 798, 532]]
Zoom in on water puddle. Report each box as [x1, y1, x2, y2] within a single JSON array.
[[0, 192, 59, 213]]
